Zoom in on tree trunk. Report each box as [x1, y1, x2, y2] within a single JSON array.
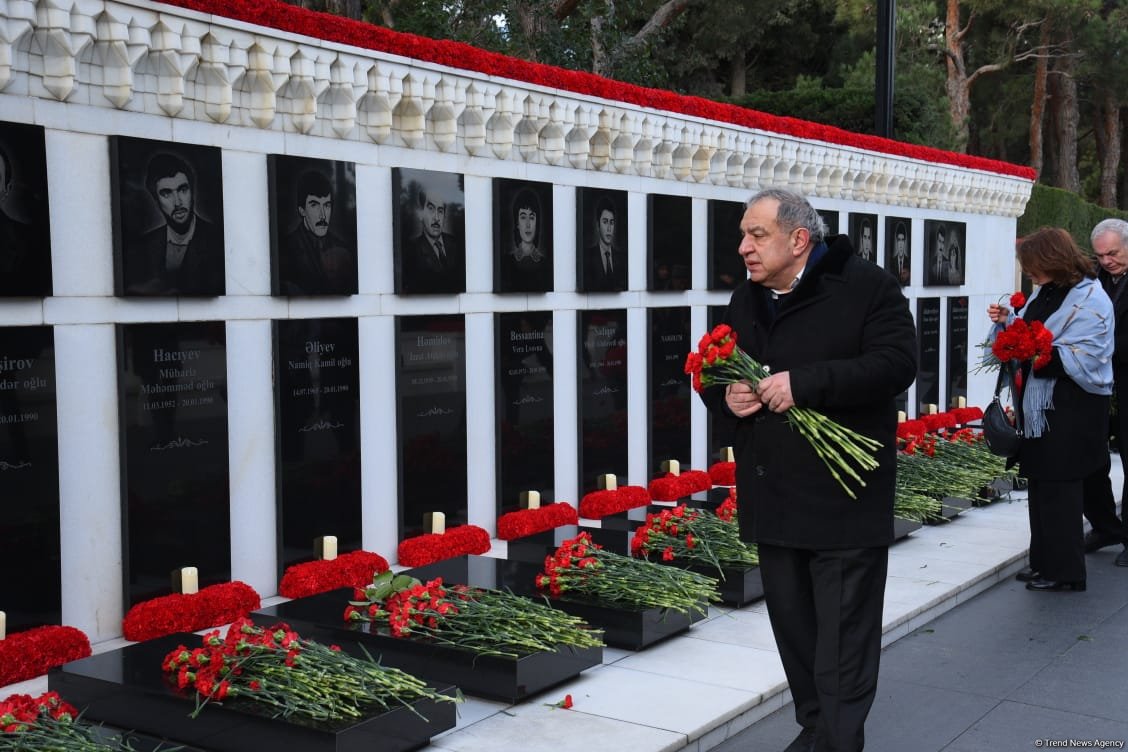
[[944, 0, 971, 152], [1028, 20, 1050, 179], [1097, 91, 1122, 208], [1050, 32, 1080, 193], [729, 54, 746, 98]]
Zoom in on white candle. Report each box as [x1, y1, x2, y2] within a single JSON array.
[[0, 610, 6, 640], [897, 410, 907, 423], [597, 473, 618, 491], [425, 511, 446, 534], [720, 446, 735, 462], [928, 403, 939, 415], [520, 490, 541, 509], [958, 396, 967, 408], [179, 567, 199, 595], [316, 535, 338, 561], [662, 459, 681, 476]]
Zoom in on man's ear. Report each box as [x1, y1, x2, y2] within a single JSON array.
[[791, 227, 811, 255]]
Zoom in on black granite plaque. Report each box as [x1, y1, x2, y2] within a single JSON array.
[[947, 296, 969, 408], [817, 209, 839, 236], [885, 216, 911, 286], [916, 298, 941, 414], [708, 200, 746, 290], [648, 195, 692, 291], [707, 305, 737, 458], [396, 316, 467, 538], [0, 121, 52, 297], [274, 318, 361, 573], [577, 188, 628, 292], [392, 168, 466, 295], [849, 212, 878, 264], [118, 322, 230, 606], [924, 219, 966, 286], [268, 155, 358, 296], [0, 326, 59, 630], [578, 309, 628, 493], [648, 307, 691, 473], [495, 312, 554, 513], [494, 178, 553, 293]]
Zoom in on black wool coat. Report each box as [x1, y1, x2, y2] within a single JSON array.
[[702, 236, 918, 549]]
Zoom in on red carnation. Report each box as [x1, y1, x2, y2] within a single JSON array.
[[1010, 291, 1026, 309]]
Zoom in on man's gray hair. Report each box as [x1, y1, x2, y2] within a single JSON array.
[[1091, 218, 1128, 247], [746, 188, 826, 245]]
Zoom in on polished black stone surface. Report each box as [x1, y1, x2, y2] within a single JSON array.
[[395, 315, 467, 538], [667, 559, 763, 607], [254, 587, 602, 703], [707, 200, 746, 290], [648, 307, 691, 476], [274, 318, 361, 574], [916, 298, 941, 413], [578, 310, 628, 494], [649, 195, 692, 291], [893, 517, 923, 540], [495, 312, 554, 513], [118, 322, 230, 607], [49, 632, 457, 752], [0, 325, 60, 630], [0, 121, 52, 297], [947, 296, 969, 408], [404, 555, 705, 651]]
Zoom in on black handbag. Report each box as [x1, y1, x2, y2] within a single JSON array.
[[981, 362, 1022, 458]]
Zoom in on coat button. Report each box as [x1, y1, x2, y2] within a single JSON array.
[[754, 465, 766, 477]]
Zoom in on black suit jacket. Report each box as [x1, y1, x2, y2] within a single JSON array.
[[123, 216, 224, 296], [1099, 268, 1128, 371], [583, 243, 627, 292], [401, 232, 464, 294]]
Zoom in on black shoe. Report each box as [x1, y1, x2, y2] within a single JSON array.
[[1083, 530, 1121, 553], [1015, 567, 1040, 582], [1115, 546, 1128, 568], [782, 727, 816, 752], [1025, 578, 1086, 592]]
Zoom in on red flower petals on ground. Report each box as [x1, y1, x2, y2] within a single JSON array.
[[279, 550, 390, 599], [0, 626, 91, 686], [122, 581, 262, 642]]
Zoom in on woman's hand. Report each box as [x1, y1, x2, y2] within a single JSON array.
[[987, 303, 1010, 324]]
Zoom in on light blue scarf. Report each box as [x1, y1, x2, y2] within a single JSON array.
[[993, 277, 1114, 437]]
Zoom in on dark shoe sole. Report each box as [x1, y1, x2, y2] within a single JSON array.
[[1015, 567, 1040, 582], [1025, 579, 1086, 592]]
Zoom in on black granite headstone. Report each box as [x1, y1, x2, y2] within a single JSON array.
[[0, 326, 59, 630], [885, 216, 911, 286], [274, 318, 361, 573], [947, 296, 969, 408], [0, 121, 52, 297], [708, 200, 746, 290], [916, 298, 941, 414], [578, 309, 628, 493], [396, 316, 467, 538], [848, 212, 878, 264], [493, 178, 553, 293], [707, 305, 737, 459], [495, 312, 554, 512], [648, 195, 692, 291], [576, 188, 628, 293], [648, 307, 691, 473], [118, 322, 230, 606], [817, 209, 839, 236]]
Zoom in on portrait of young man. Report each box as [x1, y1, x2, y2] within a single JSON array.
[[577, 187, 628, 293], [493, 177, 553, 293], [885, 216, 912, 286], [849, 212, 878, 263], [111, 137, 225, 297], [0, 121, 52, 297], [924, 219, 964, 286], [393, 167, 466, 295], [269, 155, 358, 296]]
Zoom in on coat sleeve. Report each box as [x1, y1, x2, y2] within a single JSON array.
[[789, 272, 918, 409]]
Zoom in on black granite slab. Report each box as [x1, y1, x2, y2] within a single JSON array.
[[0, 121, 52, 297], [253, 588, 601, 703], [648, 306, 691, 475], [48, 633, 457, 752], [916, 298, 941, 413], [578, 309, 628, 494], [893, 517, 923, 541], [707, 200, 746, 290], [947, 296, 969, 408], [649, 195, 692, 291]]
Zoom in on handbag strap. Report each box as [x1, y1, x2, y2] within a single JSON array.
[[993, 360, 1023, 431]]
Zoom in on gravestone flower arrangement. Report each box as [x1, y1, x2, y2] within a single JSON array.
[[122, 582, 261, 642], [647, 470, 712, 502], [536, 532, 718, 616], [684, 324, 882, 498], [630, 496, 759, 573], [396, 525, 491, 567], [577, 485, 650, 518], [0, 625, 91, 687], [344, 571, 603, 659], [162, 618, 458, 722], [496, 502, 579, 540], [0, 691, 157, 752], [278, 551, 390, 599]]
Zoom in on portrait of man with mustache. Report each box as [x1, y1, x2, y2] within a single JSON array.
[[398, 170, 465, 295], [275, 166, 357, 296]]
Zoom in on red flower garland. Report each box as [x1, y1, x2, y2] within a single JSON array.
[[121, 581, 262, 642], [396, 525, 491, 567], [708, 461, 736, 486], [0, 626, 91, 686], [577, 485, 651, 519], [153, 0, 1034, 181], [648, 470, 712, 501], [278, 550, 390, 599], [496, 502, 579, 541], [950, 406, 984, 424]]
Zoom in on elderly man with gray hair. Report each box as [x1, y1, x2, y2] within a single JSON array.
[[1081, 219, 1128, 566]]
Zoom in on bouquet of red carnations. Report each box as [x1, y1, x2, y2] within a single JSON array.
[[0, 691, 161, 752], [684, 324, 882, 498], [630, 496, 759, 574]]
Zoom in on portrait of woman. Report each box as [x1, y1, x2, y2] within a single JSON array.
[[494, 178, 553, 293]]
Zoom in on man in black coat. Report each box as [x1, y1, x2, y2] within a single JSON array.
[[1082, 218, 1128, 564], [701, 188, 917, 752]]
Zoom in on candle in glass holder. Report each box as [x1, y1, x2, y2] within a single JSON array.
[[597, 473, 618, 491], [661, 459, 681, 476], [315, 535, 338, 561], [519, 490, 541, 509], [0, 610, 6, 640], [174, 567, 199, 595], [424, 511, 446, 534], [897, 410, 907, 423]]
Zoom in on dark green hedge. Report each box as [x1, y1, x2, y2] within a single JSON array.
[[1018, 184, 1128, 250]]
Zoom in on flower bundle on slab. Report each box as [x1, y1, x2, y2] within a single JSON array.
[[122, 582, 261, 642], [162, 618, 459, 722], [344, 571, 603, 659], [577, 486, 650, 518], [536, 532, 719, 615], [707, 460, 736, 486], [496, 502, 579, 540], [278, 551, 390, 599], [647, 470, 711, 501], [0, 626, 91, 687], [0, 691, 154, 752], [684, 324, 882, 499], [396, 525, 491, 567], [630, 498, 759, 574]]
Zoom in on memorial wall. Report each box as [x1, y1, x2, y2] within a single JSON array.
[[0, 0, 1033, 641]]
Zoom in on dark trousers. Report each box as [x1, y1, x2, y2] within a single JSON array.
[[759, 544, 888, 752], [1028, 478, 1086, 582], [1081, 400, 1127, 542]]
